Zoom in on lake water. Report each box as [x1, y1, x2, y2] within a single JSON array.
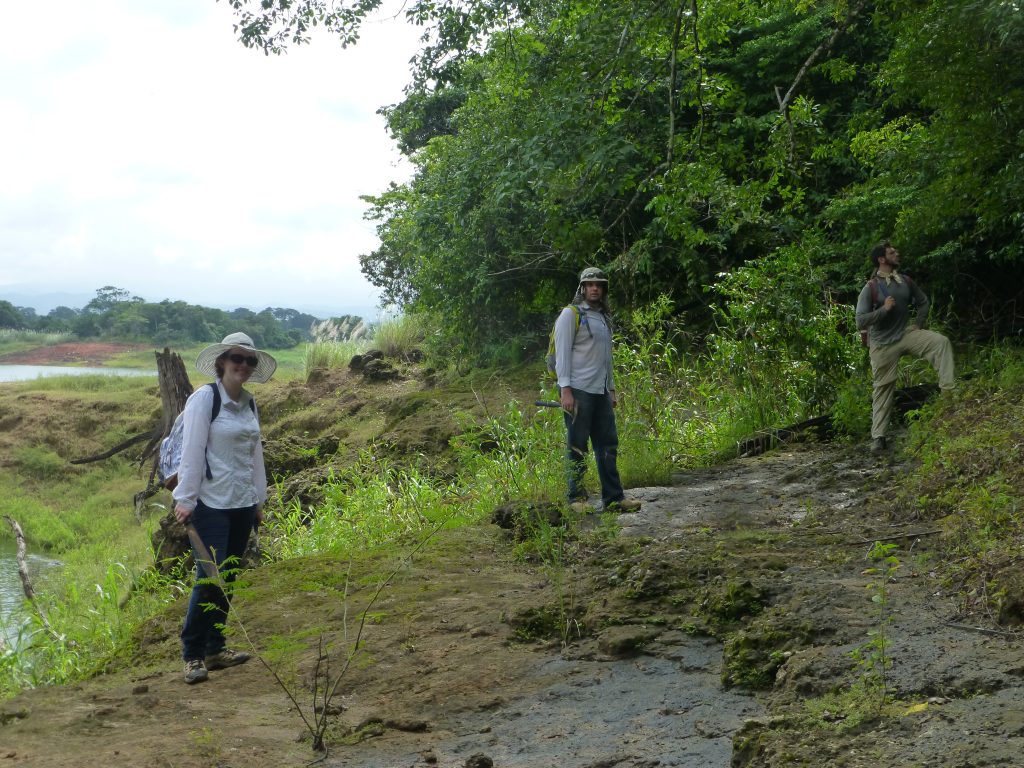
[[0, 539, 61, 649], [0, 364, 155, 383]]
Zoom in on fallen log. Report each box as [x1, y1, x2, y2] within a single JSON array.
[[736, 384, 943, 458], [737, 415, 833, 458]]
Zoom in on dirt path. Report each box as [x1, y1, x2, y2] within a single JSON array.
[[2, 440, 1022, 767]]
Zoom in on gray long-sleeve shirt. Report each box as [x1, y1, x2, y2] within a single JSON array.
[[554, 301, 614, 394], [855, 272, 930, 347]]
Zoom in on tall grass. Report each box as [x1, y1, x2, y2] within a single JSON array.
[[0, 329, 71, 356], [302, 340, 365, 379], [263, 451, 469, 561], [372, 314, 425, 360], [453, 401, 567, 505]]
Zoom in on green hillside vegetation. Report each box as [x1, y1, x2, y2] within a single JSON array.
[[0, 287, 336, 348]]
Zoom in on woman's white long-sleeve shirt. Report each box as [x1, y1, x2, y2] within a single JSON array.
[[171, 379, 267, 512]]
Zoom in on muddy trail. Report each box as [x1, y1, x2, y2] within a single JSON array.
[[3, 439, 1023, 767]]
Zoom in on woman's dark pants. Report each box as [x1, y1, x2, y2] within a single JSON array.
[[563, 387, 625, 506], [181, 500, 256, 661]]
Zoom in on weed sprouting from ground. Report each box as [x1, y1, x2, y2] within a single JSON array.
[[452, 400, 565, 506], [850, 541, 900, 711], [189, 514, 450, 757]]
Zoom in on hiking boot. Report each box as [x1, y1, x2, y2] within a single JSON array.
[[183, 659, 208, 684], [606, 498, 642, 513], [204, 648, 251, 670], [871, 437, 887, 453]]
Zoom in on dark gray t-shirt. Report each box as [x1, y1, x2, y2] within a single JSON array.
[[855, 272, 930, 347]]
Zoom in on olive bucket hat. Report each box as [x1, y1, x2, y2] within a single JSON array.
[[195, 332, 277, 383], [578, 266, 608, 283]]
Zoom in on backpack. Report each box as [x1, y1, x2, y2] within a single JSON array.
[[157, 383, 257, 490], [859, 275, 915, 347], [544, 305, 587, 379]]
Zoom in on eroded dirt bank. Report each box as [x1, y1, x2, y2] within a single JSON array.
[[0, 342, 144, 366], [2, 440, 1022, 767]]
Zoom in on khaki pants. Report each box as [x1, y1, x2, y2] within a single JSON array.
[[870, 328, 955, 439]]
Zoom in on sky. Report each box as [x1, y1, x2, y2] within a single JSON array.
[[0, 0, 423, 320]]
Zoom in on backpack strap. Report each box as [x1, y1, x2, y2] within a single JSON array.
[[207, 381, 256, 420], [208, 382, 221, 421], [572, 304, 593, 338]]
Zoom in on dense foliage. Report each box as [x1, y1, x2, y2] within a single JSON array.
[[226, 0, 1024, 368], [0, 287, 321, 347]]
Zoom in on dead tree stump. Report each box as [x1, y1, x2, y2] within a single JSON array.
[[134, 348, 193, 516]]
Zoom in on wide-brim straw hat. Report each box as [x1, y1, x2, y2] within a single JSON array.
[[195, 332, 277, 384]]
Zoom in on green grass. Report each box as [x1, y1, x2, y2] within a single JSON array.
[[896, 343, 1024, 619], [372, 315, 425, 360], [302, 340, 365, 379]]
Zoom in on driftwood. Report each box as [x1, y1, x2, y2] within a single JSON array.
[[68, 348, 194, 518], [3, 516, 35, 601], [69, 430, 155, 465], [3, 516, 60, 642], [737, 415, 833, 458]]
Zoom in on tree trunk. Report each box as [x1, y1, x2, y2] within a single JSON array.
[[134, 348, 193, 516]]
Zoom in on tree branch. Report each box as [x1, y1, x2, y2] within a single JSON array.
[[776, 1, 868, 162], [3, 516, 60, 642], [666, 1, 685, 168], [690, 0, 706, 152], [69, 429, 157, 466]]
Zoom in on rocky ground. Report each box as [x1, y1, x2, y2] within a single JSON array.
[[3, 430, 1023, 767]]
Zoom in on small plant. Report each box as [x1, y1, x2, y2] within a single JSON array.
[[191, 514, 451, 756], [850, 540, 900, 712]]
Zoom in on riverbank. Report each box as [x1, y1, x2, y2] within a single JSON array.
[[1, 340, 1022, 765], [0, 342, 146, 366]]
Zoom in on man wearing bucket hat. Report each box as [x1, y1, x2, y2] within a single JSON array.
[[553, 268, 641, 514], [173, 332, 276, 684]]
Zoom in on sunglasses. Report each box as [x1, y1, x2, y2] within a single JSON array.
[[226, 353, 259, 367]]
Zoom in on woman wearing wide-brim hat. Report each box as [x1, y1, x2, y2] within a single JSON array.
[[173, 331, 276, 684]]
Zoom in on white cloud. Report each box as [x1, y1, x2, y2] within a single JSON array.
[[0, 0, 421, 318]]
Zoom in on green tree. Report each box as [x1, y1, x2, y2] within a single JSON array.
[[224, 0, 1024, 366], [0, 300, 25, 329]]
